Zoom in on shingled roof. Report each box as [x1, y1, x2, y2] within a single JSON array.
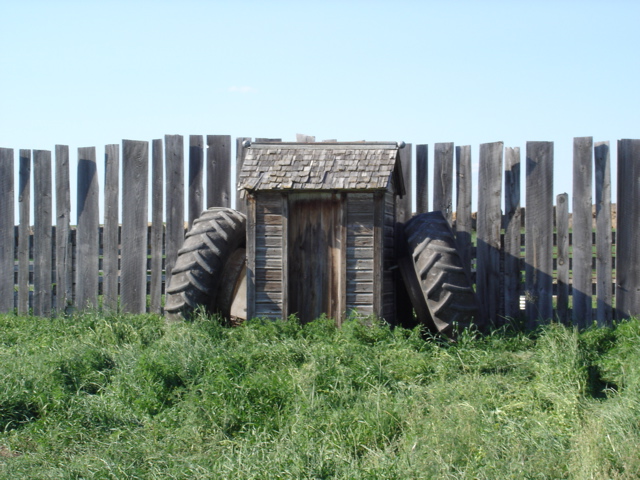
[[238, 142, 406, 194]]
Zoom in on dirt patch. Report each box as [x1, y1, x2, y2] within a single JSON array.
[[0, 445, 20, 458]]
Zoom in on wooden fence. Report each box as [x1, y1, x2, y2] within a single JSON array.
[[0, 135, 638, 328]]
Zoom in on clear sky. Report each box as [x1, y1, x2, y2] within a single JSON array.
[[2, 0, 638, 219]]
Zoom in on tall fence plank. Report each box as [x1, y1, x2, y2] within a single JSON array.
[[76, 147, 99, 310], [165, 134, 184, 287], [207, 135, 231, 208], [18, 150, 31, 315], [121, 140, 149, 313], [55, 145, 72, 313], [33, 150, 52, 317], [594, 141, 612, 325], [150, 139, 164, 314], [416, 144, 428, 214], [103, 144, 119, 311], [525, 141, 554, 325], [476, 142, 503, 324], [235, 137, 250, 214], [433, 142, 453, 223], [455, 145, 472, 276], [188, 135, 204, 228], [396, 143, 412, 223], [503, 147, 522, 320], [0, 148, 14, 313], [616, 139, 640, 320], [556, 193, 570, 324], [572, 136, 593, 327]]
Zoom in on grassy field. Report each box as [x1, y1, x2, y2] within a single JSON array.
[[1, 311, 640, 479]]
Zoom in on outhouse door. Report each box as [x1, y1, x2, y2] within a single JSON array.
[[287, 193, 343, 324]]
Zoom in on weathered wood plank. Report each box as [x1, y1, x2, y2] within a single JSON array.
[[188, 135, 204, 228], [103, 144, 119, 312], [416, 144, 429, 214], [476, 142, 503, 325], [395, 144, 412, 223], [246, 195, 257, 320], [616, 139, 640, 320], [165, 134, 184, 287], [504, 147, 522, 320], [150, 139, 163, 314], [76, 147, 99, 310], [18, 150, 31, 315], [525, 141, 554, 326], [556, 193, 570, 324], [55, 145, 72, 313], [347, 293, 374, 305], [0, 148, 14, 313], [281, 193, 289, 320], [206, 135, 231, 208], [256, 236, 283, 248], [455, 145, 473, 276], [433, 142, 454, 223], [347, 258, 374, 270], [255, 224, 283, 237], [594, 141, 612, 326], [373, 193, 384, 318], [347, 281, 374, 294], [572, 136, 593, 328], [121, 140, 148, 313], [33, 150, 52, 317], [339, 193, 348, 325], [235, 137, 250, 215], [347, 270, 373, 282]]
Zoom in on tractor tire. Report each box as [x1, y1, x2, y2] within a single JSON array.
[[164, 207, 246, 322], [399, 211, 483, 335]]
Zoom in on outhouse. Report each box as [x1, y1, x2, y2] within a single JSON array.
[[238, 141, 406, 324]]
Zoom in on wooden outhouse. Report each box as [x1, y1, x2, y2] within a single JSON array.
[[238, 141, 406, 324]]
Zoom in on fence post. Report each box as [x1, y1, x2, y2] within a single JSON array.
[[18, 150, 31, 315], [103, 144, 120, 312], [525, 142, 554, 327], [572, 136, 594, 327], [455, 145, 473, 276], [207, 135, 231, 208], [150, 139, 164, 314], [55, 145, 72, 313], [556, 193, 570, 324], [504, 147, 522, 321], [188, 135, 204, 228], [235, 137, 250, 214], [416, 144, 428, 214], [476, 142, 504, 325], [396, 143, 412, 223], [433, 142, 453, 224], [616, 139, 640, 320], [165, 135, 184, 288], [0, 148, 14, 313], [76, 147, 99, 310], [121, 140, 149, 314], [594, 141, 612, 326], [33, 150, 52, 317]]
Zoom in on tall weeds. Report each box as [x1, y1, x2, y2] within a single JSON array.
[[1, 311, 640, 479]]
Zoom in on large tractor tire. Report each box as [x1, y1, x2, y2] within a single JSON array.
[[165, 207, 246, 323], [399, 211, 483, 335]]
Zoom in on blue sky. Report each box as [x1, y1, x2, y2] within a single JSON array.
[[1, 0, 639, 219]]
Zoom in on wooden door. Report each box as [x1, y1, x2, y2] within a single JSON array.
[[287, 193, 342, 323]]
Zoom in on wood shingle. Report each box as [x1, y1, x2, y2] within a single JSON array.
[[238, 142, 405, 194]]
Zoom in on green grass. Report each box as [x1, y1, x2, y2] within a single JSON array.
[[2, 312, 640, 479]]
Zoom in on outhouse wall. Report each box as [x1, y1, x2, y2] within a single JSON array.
[[247, 192, 286, 319], [247, 190, 398, 324]]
